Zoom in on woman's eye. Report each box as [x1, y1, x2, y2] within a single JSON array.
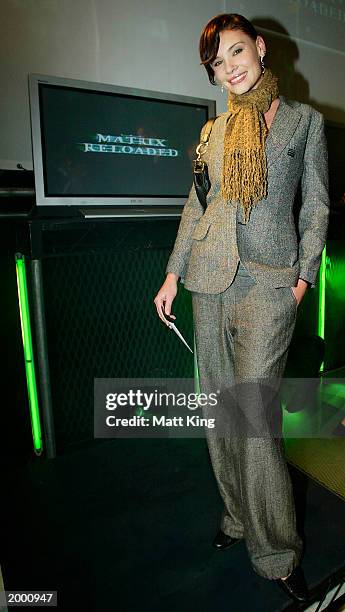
[[213, 60, 222, 68], [233, 47, 243, 55]]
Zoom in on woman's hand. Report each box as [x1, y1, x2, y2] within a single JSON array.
[[154, 273, 178, 327], [291, 278, 309, 306]]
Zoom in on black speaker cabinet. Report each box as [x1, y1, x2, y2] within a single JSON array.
[[17, 216, 194, 456]]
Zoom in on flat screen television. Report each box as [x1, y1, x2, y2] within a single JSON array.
[[28, 73, 216, 210]]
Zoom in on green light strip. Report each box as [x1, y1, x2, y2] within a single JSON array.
[[318, 246, 327, 372], [15, 254, 43, 454]]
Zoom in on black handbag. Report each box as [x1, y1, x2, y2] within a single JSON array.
[[193, 117, 216, 210]]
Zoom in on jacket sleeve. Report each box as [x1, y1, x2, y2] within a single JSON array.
[[298, 110, 330, 288], [165, 124, 208, 281], [165, 183, 204, 281]]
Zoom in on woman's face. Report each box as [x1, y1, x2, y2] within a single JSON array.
[[211, 29, 266, 95]]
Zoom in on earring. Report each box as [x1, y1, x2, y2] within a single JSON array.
[[221, 83, 224, 93], [260, 55, 265, 74]]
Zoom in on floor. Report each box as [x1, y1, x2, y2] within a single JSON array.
[[2, 436, 345, 611]]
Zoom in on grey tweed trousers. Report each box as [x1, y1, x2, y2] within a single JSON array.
[[191, 260, 304, 580]]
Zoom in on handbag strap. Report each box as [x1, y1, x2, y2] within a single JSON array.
[[193, 117, 217, 211], [193, 117, 217, 172], [200, 117, 217, 145]]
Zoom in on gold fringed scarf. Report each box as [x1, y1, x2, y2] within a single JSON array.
[[221, 67, 279, 223]]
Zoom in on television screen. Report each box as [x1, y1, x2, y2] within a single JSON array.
[[29, 74, 216, 208]]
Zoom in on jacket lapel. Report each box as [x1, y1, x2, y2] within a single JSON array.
[[265, 94, 302, 167]]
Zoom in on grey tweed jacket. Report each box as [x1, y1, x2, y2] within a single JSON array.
[[165, 94, 330, 293]]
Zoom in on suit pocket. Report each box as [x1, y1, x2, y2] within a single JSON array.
[[192, 217, 212, 240]]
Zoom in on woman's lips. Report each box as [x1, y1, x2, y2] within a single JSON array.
[[229, 72, 247, 85]]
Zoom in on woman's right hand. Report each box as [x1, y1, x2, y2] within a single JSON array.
[[154, 273, 178, 327]]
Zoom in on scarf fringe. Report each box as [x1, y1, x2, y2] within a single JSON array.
[[221, 68, 279, 223], [221, 149, 268, 201]]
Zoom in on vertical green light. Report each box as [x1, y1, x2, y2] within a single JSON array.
[[15, 254, 43, 454], [318, 246, 327, 372]]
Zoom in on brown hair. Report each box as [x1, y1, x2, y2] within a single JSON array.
[[199, 14, 259, 85]]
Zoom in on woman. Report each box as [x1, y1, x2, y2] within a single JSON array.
[[154, 13, 329, 604]]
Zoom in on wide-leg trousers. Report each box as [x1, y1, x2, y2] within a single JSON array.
[[191, 260, 304, 580]]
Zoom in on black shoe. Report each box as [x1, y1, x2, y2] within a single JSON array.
[[212, 529, 242, 550], [276, 566, 309, 604]]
